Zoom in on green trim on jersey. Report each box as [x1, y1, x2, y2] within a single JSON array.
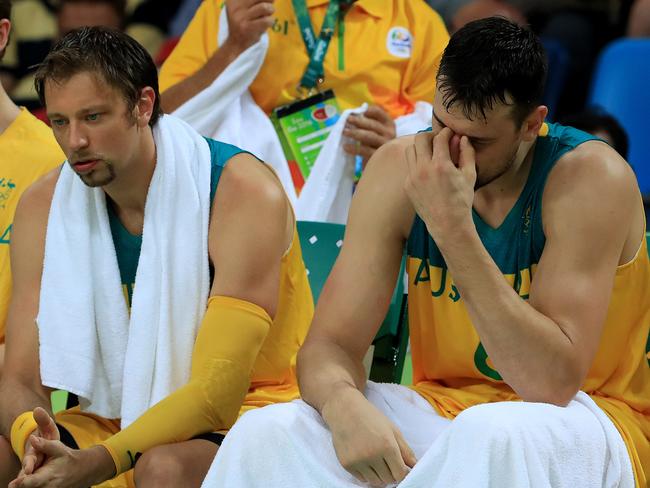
[[407, 123, 599, 276], [108, 138, 247, 307]]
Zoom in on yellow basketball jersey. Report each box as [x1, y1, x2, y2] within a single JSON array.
[[407, 123, 650, 486], [0, 109, 64, 342], [239, 226, 314, 415]]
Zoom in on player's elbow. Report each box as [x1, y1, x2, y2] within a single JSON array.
[[198, 360, 251, 430], [518, 362, 584, 407]]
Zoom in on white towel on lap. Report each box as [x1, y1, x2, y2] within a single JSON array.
[[201, 384, 634, 487], [38, 114, 211, 427]]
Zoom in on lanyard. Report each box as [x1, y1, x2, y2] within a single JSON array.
[[292, 0, 342, 91]]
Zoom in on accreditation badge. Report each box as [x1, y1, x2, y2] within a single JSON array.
[[271, 89, 341, 194]]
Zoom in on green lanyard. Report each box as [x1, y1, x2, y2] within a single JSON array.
[[292, 0, 342, 91]]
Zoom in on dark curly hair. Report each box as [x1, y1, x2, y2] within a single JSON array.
[[437, 16, 547, 126]]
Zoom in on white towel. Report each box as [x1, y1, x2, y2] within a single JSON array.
[[399, 391, 635, 488], [295, 101, 433, 224], [171, 8, 435, 224], [172, 6, 297, 206], [294, 104, 367, 224], [38, 114, 211, 427], [201, 385, 634, 487]]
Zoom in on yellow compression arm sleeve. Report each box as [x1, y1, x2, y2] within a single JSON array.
[[10, 411, 38, 460], [100, 296, 271, 474]]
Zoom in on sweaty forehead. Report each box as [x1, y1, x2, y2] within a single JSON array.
[[44, 71, 122, 112], [432, 87, 517, 138]]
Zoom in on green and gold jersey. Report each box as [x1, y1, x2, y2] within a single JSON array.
[[407, 123, 650, 486]]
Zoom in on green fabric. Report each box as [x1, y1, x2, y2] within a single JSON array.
[[107, 138, 246, 306], [407, 123, 599, 282], [292, 0, 343, 89], [297, 220, 409, 383]]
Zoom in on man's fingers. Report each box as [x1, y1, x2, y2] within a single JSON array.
[[394, 430, 417, 468], [246, 2, 275, 19], [236, 0, 274, 10], [22, 452, 37, 475], [458, 136, 476, 170], [32, 408, 58, 440], [13, 472, 48, 488], [432, 127, 453, 162], [8, 469, 27, 488], [346, 115, 390, 140], [349, 468, 367, 484], [362, 105, 393, 125], [370, 458, 397, 485], [30, 437, 65, 458], [384, 450, 410, 482], [343, 127, 386, 150], [246, 16, 275, 33], [356, 465, 383, 486]]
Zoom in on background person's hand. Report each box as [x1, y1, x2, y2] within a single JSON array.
[[343, 105, 397, 168], [224, 0, 275, 53], [323, 388, 416, 487]]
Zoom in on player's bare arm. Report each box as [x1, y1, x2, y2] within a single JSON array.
[[298, 138, 417, 486], [407, 128, 642, 406]]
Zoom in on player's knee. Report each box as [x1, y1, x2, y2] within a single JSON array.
[[133, 444, 191, 487], [451, 402, 529, 449], [0, 435, 20, 484], [230, 402, 303, 445]]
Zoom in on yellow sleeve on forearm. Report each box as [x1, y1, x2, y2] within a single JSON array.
[[100, 296, 271, 474], [10, 411, 38, 460]]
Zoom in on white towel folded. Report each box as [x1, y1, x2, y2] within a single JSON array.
[[37, 114, 211, 427]]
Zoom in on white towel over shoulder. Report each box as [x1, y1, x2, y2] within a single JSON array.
[[38, 114, 211, 427], [173, 7, 297, 206]]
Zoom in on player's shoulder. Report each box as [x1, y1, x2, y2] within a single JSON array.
[[15, 166, 61, 221], [209, 152, 290, 247], [548, 139, 637, 198], [364, 133, 416, 178], [217, 152, 287, 211]]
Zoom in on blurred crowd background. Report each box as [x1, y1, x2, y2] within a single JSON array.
[[1, 0, 648, 200]]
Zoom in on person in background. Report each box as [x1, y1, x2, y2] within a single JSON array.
[[560, 109, 629, 158], [159, 0, 449, 167], [0, 0, 64, 381]]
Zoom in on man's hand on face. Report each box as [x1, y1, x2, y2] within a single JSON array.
[[404, 127, 477, 241], [343, 105, 397, 168], [323, 388, 416, 487], [224, 0, 275, 53]]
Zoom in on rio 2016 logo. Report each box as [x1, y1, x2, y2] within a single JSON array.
[[387, 27, 413, 59]]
